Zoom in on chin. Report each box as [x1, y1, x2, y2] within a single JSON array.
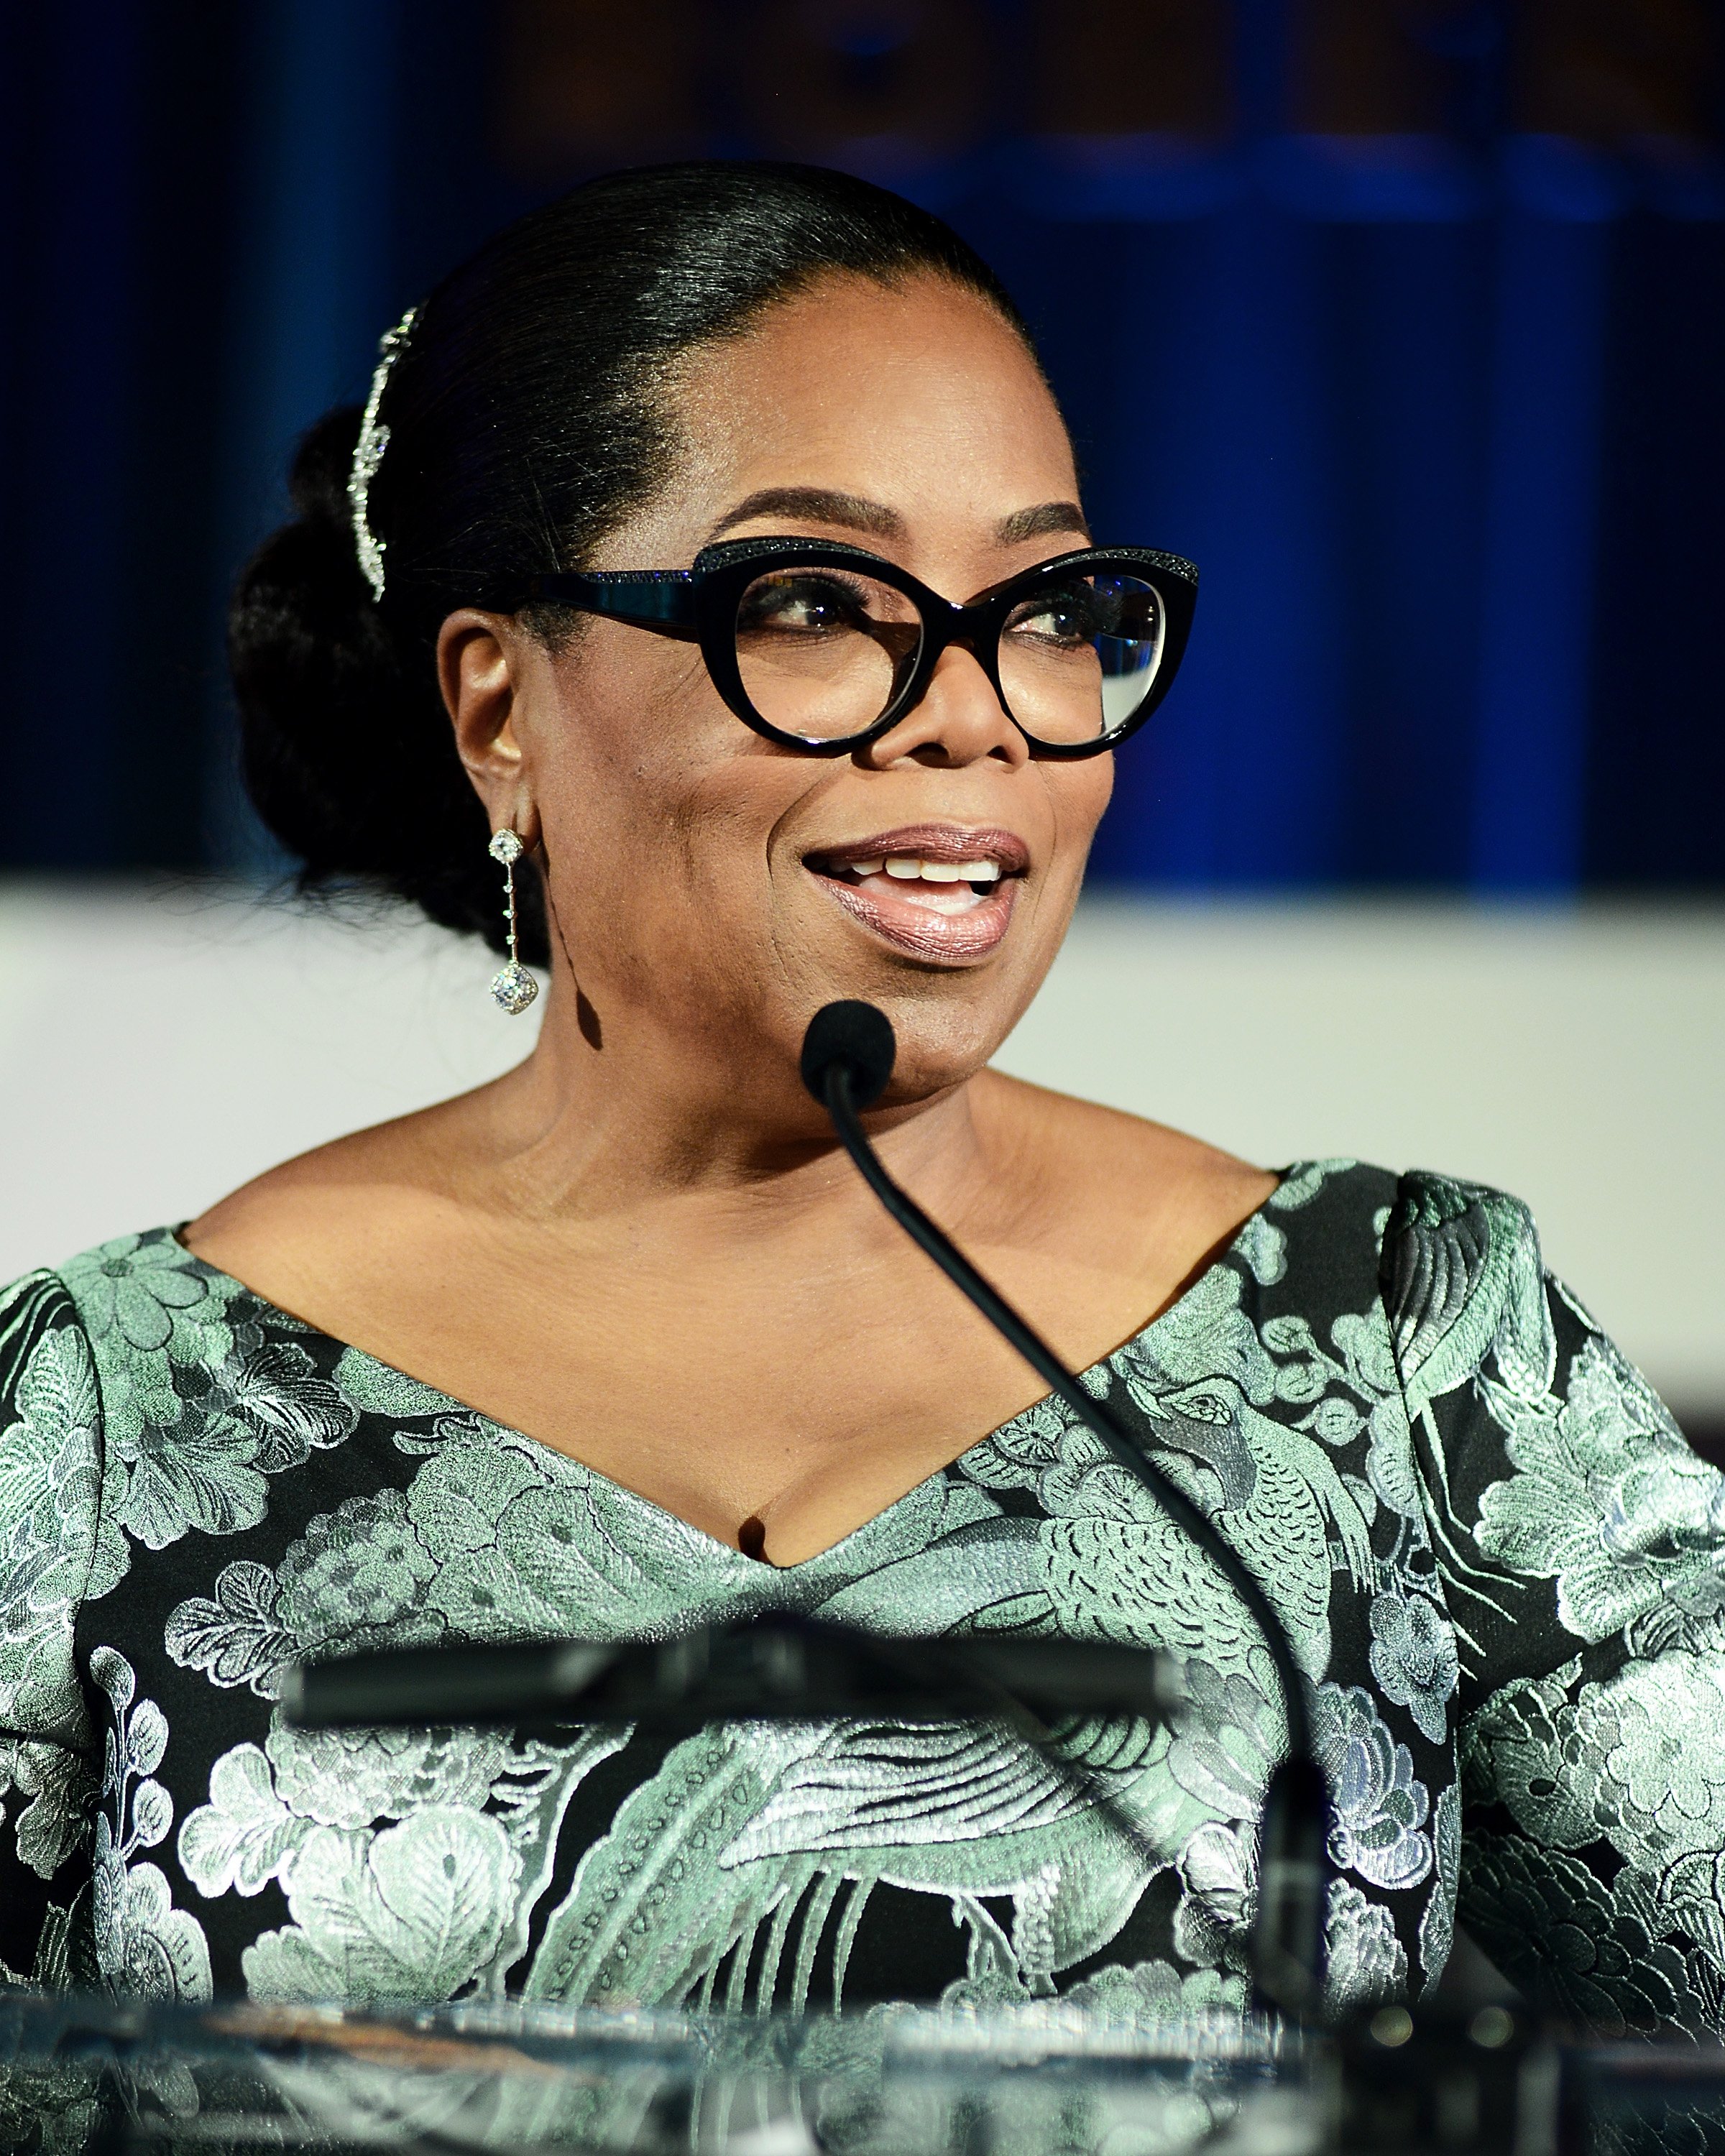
[[841, 985, 1015, 1100]]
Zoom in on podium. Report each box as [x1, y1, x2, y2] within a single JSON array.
[[9, 1988, 1725, 2154], [1, 1990, 1299, 2153]]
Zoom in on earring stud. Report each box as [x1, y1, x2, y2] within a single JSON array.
[[487, 829, 539, 1015]]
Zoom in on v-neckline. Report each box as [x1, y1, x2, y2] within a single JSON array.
[[168, 1169, 1293, 1573]]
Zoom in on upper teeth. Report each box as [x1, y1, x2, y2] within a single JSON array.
[[842, 856, 1000, 883]]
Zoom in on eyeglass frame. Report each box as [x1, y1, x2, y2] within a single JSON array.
[[489, 536, 1200, 758]]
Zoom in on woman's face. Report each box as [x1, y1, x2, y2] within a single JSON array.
[[448, 272, 1113, 1118]]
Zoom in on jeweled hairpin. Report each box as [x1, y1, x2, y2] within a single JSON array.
[[348, 304, 419, 604]]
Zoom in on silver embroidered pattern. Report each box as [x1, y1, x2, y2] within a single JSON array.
[[487, 829, 539, 1014], [348, 305, 420, 603]]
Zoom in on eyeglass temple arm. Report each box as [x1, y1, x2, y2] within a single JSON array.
[[521, 571, 697, 630]]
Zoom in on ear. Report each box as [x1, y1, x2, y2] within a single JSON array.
[[437, 609, 541, 848]]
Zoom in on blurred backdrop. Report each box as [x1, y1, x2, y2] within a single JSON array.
[[1, 4, 1721, 1418], [4, 0, 1724, 885]]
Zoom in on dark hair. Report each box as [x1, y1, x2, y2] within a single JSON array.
[[229, 161, 1031, 962]]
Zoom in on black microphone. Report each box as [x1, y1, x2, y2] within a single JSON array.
[[801, 999, 1331, 2021]]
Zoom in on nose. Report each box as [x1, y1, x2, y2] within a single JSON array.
[[859, 642, 1029, 772]]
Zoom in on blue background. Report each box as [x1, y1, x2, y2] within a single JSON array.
[[3, 0, 1721, 893]]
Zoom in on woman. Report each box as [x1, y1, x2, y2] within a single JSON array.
[[1, 161, 1719, 2035]]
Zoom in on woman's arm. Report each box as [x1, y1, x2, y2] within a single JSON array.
[[0, 1271, 111, 1987], [1385, 1171, 1725, 2036]]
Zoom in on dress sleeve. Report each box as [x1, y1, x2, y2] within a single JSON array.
[[0, 1270, 116, 1988], [1382, 1171, 1725, 2036]]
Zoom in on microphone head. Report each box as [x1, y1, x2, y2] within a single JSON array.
[[801, 1000, 897, 1112]]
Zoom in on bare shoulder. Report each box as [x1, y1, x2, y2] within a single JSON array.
[[181, 1092, 483, 1313], [972, 1069, 1279, 1273]]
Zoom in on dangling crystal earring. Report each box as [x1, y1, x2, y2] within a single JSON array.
[[487, 830, 540, 1015]]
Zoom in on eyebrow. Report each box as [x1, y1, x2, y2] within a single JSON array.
[[706, 489, 1093, 549], [996, 499, 1090, 545], [708, 487, 903, 540]]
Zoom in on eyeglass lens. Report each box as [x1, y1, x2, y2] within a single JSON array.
[[996, 573, 1165, 745], [732, 564, 1166, 745], [734, 568, 922, 742]]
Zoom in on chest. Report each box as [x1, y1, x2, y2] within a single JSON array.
[[282, 1230, 1171, 1561]]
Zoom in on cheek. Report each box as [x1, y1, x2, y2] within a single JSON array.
[[535, 638, 724, 844], [1051, 757, 1115, 865], [531, 648, 807, 937]]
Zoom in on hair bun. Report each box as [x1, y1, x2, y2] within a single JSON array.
[[229, 407, 513, 952], [286, 403, 366, 536]]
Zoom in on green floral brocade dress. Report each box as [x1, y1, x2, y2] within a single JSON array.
[[3, 1161, 1722, 2033]]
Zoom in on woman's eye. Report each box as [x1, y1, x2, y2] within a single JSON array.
[[739, 576, 862, 634], [1008, 594, 1097, 647]]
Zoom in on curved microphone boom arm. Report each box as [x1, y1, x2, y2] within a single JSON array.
[[800, 1000, 1331, 2020]]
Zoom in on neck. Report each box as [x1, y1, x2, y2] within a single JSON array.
[[446, 969, 996, 1243]]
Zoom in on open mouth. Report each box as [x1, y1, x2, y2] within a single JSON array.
[[804, 826, 1028, 962]]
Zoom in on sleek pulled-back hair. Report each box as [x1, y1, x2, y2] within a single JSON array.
[[229, 161, 1031, 964]]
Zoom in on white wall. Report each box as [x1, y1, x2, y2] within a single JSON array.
[[2, 880, 1720, 1416]]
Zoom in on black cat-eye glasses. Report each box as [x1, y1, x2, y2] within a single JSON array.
[[495, 536, 1198, 757]]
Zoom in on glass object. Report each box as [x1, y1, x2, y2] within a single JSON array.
[[0, 1991, 1298, 2155]]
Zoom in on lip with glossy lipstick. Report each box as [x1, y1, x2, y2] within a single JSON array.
[[803, 824, 1029, 962]]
